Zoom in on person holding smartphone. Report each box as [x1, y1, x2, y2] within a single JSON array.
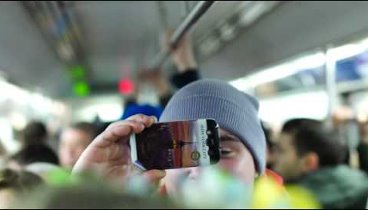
[[72, 79, 266, 201]]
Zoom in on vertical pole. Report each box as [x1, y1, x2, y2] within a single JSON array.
[[325, 46, 338, 128]]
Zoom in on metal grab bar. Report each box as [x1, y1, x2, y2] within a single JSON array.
[[153, 1, 215, 68]]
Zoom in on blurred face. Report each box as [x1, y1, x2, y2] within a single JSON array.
[[273, 132, 304, 182], [163, 128, 256, 196], [59, 128, 93, 168]]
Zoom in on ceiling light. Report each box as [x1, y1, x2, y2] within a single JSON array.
[[238, 1, 277, 26], [219, 22, 237, 41], [9, 112, 27, 131], [230, 52, 326, 91], [327, 38, 368, 61], [200, 36, 221, 56]]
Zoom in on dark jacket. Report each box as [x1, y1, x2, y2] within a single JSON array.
[[12, 144, 59, 166], [297, 165, 368, 209], [160, 70, 201, 107], [358, 143, 368, 175]]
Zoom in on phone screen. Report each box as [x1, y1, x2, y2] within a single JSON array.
[[130, 119, 220, 170]]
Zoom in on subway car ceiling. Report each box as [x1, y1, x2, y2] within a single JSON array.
[[2, 1, 368, 99]]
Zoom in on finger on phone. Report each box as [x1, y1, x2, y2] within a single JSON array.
[[127, 114, 157, 128], [149, 116, 157, 126], [94, 121, 143, 146], [106, 120, 144, 134]]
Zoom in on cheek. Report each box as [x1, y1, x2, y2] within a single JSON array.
[[275, 151, 298, 173], [69, 146, 87, 161], [60, 144, 84, 158], [218, 159, 238, 173], [59, 146, 69, 158], [218, 156, 255, 183], [283, 151, 297, 165], [75, 146, 86, 154], [274, 159, 287, 173]]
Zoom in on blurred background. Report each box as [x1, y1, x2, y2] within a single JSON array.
[[0, 1, 368, 159], [1, 2, 368, 208]]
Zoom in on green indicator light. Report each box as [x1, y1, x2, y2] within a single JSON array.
[[73, 81, 90, 96]]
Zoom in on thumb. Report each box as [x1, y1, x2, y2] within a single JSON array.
[[142, 169, 166, 186]]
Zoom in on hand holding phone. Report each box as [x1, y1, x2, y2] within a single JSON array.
[[130, 119, 221, 170], [72, 115, 166, 184]]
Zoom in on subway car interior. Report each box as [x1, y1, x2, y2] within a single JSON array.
[[0, 1, 368, 209]]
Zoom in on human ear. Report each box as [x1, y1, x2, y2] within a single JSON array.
[[301, 152, 319, 173]]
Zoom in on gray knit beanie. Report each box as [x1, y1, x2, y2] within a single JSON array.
[[160, 79, 266, 174]]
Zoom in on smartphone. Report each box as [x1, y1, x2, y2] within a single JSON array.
[[129, 119, 221, 170]]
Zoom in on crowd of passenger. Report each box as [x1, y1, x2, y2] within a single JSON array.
[[0, 31, 367, 209]]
